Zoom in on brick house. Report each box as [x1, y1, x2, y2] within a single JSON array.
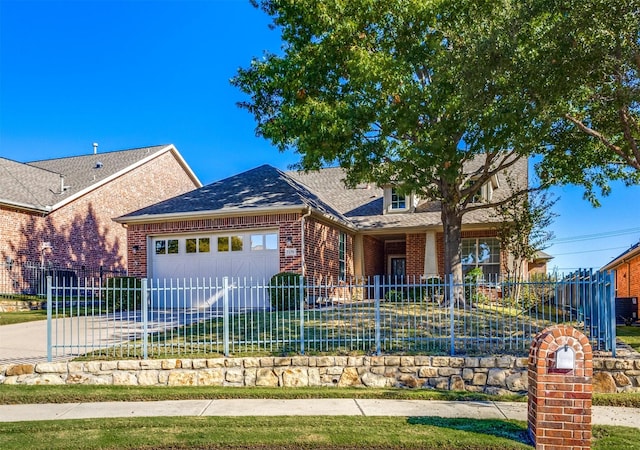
[[118, 156, 542, 284], [0, 144, 201, 292], [601, 243, 640, 322]]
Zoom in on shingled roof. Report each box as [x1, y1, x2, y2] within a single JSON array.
[[117, 164, 352, 226], [0, 145, 199, 213], [118, 155, 528, 233]]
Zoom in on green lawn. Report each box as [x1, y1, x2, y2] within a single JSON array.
[[1, 415, 639, 449], [1, 385, 639, 407], [0, 309, 48, 326], [617, 325, 640, 352]]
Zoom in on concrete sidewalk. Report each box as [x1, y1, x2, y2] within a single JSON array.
[[0, 399, 638, 429]]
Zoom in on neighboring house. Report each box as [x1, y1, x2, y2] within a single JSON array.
[[117, 157, 539, 285], [0, 145, 201, 288], [527, 250, 554, 277], [601, 243, 640, 322]]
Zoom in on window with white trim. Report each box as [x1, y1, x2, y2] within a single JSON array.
[[339, 231, 346, 280], [461, 237, 500, 278], [390, 188, 407, 210]]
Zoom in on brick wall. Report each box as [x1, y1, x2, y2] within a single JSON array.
[[612, 256, 640, 318], [304, 217, 353, 282], [406, 233, 426, 277], [1, 151, 197, 272]]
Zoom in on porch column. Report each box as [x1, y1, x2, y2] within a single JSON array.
[[424, 231, 438, 278], [353, 234, 364, 277]]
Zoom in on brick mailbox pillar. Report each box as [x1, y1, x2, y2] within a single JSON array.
[[528, 325, 593, 450]]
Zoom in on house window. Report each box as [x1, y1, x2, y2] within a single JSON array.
[[390, 188, 407, 210], [339, 231, 346, 280], [461, 237, 500, 278], [186, 238, 210, 253]]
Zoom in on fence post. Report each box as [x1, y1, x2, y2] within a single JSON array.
[[374, 275, 381, 356], [299, 275, 305, 355], [223, 277, 230, 357], [606, 270, 617, 357], [448, 273, 455, 356], [141, 278, 148, 360], [46, 276, 52, 362]]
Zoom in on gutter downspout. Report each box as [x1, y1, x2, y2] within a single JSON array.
[[300, 207, 312, 277]]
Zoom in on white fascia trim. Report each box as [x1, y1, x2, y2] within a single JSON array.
[[48, 145, 201, 211], [0, 199, 51, 214]]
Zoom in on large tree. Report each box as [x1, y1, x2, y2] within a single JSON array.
[[523, 0, 640, 204], [233, 0, 544, 285]]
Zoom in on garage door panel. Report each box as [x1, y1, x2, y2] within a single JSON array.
[[150, 232, 280, 283]]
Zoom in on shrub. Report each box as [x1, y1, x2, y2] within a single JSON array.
[[384, 289, 404, 302], [268, 272, 304, 311], [104, 277, 142, 312]]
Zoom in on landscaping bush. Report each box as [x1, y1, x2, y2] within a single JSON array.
[[384, 289, 405, 302], [104, 277, 142, 312], [268, 272, 304, 311]]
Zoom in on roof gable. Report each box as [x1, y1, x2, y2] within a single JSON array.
[[117, 164, 349, 224], [0, 145, 199, 213]]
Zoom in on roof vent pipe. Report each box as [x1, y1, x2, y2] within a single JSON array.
[[93, 142, 98, 154]]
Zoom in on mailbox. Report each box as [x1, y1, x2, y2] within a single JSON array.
[[555, 345, 575, 370]]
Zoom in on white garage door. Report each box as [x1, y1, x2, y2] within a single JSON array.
[[150, 231, 279, 281]]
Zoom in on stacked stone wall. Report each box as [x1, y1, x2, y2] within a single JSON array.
[[1, 355, 638, 393]]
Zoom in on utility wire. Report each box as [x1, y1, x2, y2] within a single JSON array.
[[550, 226, 640, 244]]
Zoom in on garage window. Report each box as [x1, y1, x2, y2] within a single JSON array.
[[167, 239, 179, 254], [155, 239, 179, 255], [218, 235, 243, 252], [155, 240, 166, 255], [251, 233, 278, 251], [186, 238, 210, 253]]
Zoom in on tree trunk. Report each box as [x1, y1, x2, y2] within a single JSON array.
[[441, 202, 466, 307]]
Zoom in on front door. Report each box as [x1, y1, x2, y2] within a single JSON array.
[[390, 257, 406, 278]]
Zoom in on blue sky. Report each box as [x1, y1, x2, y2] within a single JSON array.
[[1, 0, 639, 273]]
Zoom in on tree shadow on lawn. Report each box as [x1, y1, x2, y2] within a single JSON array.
[[407, 417, 532, 448]]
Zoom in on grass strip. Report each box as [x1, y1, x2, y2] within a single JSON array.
[[617, 326, 640, 352], [1, 385, 639, 407], [0, 385, 525, 404], [0, 416, 639, 450]]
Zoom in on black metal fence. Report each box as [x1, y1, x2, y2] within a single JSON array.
[[0, 260, 126, 300]]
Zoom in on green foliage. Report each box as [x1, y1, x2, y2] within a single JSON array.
[[514, 0, 640, 203], [268, 272, 303, 311], [233, 0, 537, 279], [104, 277, 142, 312], [384, 289, 404, 302]]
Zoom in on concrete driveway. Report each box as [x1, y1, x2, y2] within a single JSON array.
[[0, 319, 52, 364]]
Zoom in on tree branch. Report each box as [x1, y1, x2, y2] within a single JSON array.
[[564, 113, 626, 156]]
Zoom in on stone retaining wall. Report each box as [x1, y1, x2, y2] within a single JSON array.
[[0, 300, 41, 312], [2, 355, 639, 394]]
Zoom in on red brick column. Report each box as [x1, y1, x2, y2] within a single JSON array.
[[528, 325, 593, 450]]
